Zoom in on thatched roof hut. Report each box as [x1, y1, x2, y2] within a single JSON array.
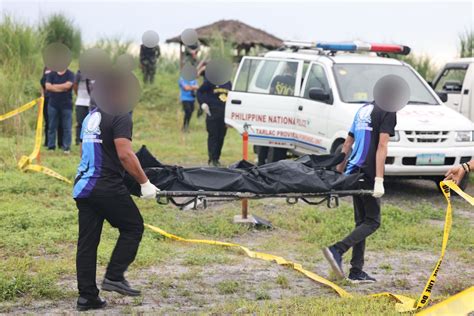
[[167, 19, 283, 54]]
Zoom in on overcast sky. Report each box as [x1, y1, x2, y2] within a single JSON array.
[[1, 0, 472, 65]]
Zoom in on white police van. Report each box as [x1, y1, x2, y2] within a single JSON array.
[[225, 41, 474, 189]]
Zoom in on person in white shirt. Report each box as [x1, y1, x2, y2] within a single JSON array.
[[74, 70, 91, 145]]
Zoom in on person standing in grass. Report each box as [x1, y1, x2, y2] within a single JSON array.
[[178, 76, 198, 132], [139, 43, 160, 84], [45, 67, 75, 153], [73, 105, 159, 311], [197, 76, 232, 167], [40, 66, 63, 148], [73, 70, 91, 145], [322, 102, 396, 283]]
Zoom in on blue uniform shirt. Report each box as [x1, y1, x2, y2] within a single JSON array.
[[179, 77, 197, 101]]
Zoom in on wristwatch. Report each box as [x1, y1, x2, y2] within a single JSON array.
[[461, 162, 471, 173]]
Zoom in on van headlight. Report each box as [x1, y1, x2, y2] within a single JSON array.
[[389, 131, 400, 142], [455, 131, 474, 142]]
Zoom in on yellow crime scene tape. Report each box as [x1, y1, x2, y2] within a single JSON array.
[[416, 286, 474, 316], [0, 98, 72, 184], [146, 180, 473, 313], [2, 99, 473, 313]]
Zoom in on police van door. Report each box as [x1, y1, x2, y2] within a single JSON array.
[[225, 57, 303, 150], [433, 63, 470, 118], [294, 62, 332, 154]]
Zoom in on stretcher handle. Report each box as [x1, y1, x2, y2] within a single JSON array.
[[155, 190, 373, 198]]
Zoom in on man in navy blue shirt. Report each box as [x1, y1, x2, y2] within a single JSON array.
[[45, 68, 75, 153]]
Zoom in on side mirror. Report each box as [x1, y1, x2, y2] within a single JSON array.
[[309, 88, 331, 103], [437, 91, 448, 102]]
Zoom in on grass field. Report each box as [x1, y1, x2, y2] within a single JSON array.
[[0, 71, 473, 314]]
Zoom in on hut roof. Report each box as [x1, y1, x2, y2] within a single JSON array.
[[166, 19, 283, 49]]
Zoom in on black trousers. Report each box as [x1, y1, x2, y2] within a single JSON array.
[[334, 178, 380, 272], [142, 64, 156, 84], [182, 101, 194, 129], [75, 106, 89, 144], [206, 117, 227, 161], [75, 195, 144, 299]]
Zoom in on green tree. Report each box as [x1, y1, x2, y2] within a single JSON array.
[[40, 14, 82, 57]]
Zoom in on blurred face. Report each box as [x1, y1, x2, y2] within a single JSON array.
[[92, 70, 140, 115]]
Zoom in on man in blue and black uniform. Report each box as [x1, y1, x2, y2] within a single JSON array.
[[197, 77, 232, 167], [73, 107, 159, 311], [323, 102, 396, 283]]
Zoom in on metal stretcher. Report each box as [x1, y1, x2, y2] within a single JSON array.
[[156, 189, 374, 210]]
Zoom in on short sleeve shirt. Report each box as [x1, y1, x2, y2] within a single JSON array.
[[178, 77, 197, 101], [73, 108, 133, 198], [46, 70, 75, 108], [74, 71, 91, 106], [345, 103, 397, 180]]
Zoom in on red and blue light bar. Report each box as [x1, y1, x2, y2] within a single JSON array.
[[316, 41, 411, 55]]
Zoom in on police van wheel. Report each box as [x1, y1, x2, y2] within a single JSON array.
[[268, 148, 287, 163], [459, 173, 470, 191]]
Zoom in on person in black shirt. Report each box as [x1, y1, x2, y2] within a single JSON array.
[[73, 108, 159, 311], [197, 78, 232, 167], [323, 102, 396, 283], [45, 68, 75, 153]]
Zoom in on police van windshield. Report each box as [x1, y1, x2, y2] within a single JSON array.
[[333, 64, 439, 105]]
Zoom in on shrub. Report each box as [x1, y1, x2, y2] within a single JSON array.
[[39, 13, 82, 57]]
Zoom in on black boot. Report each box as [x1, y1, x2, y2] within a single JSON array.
[[102, 278, 141, 296], [76, 296, 107, 311]]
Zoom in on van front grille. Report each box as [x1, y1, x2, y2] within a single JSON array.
[[404, 131, 449, 143]]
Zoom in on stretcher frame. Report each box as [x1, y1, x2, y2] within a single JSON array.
[[156, 189, 373, 209]]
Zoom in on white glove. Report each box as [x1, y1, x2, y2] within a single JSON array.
[[372, 177, 384, 198], [140, 180, 160, 199], [201, 103, 211, 116]]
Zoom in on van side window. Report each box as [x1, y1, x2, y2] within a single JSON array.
[[234, 59, 299, 96], [303, 64, 330, 99], [433, 67, 467, 94]]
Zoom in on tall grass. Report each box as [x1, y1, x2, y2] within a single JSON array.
[[0, 15, 44, 134], [39, 14, 82, 57], [458, 29, 473, 58], [95, 35, 133, 63]]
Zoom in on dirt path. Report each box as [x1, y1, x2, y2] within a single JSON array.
[[2, 248, 472, 315], [1, 179, 472, 315]]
